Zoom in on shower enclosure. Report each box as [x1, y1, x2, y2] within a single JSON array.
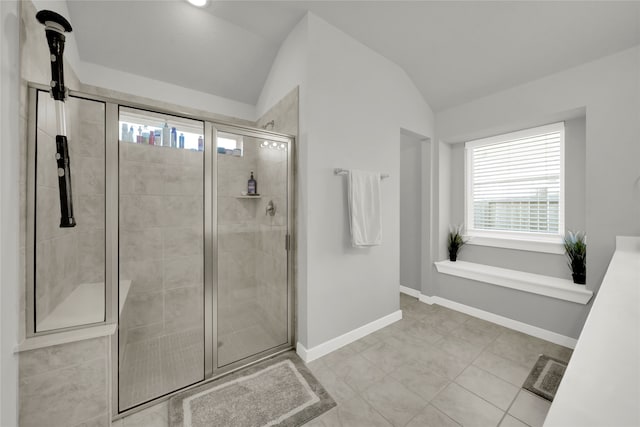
[[26, 85, 295, 416]]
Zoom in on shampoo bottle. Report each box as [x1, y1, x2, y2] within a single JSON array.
[[162, 121, 170, 147], [248, 171, 257, 195], [171, 127, 177, 148]]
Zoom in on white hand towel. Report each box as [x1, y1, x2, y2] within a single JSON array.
[[348, 169, 382, 247]]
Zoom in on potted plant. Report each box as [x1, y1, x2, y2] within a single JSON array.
[[447, 225, 467, 262], [564, 231, 586, 284]]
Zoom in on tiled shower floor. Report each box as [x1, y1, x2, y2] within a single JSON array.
[[113, 293, 572, 426], [119, 304, 284, 410], [118, 329, 204, 411]]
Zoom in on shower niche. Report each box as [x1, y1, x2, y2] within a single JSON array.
[[26, 85, 294, 415]]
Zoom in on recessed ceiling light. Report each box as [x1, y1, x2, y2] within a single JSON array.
[[187, 0, 207, 7]]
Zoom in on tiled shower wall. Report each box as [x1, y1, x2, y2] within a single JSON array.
[[18, 2, 111, 426], [256, 87, 299, 342], [34, 94, 105, 326], [217, 140, 259, 338], [255, 146, 289, 342], [119, 142, 204, 345]]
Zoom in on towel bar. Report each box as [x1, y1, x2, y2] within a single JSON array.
[[334, 168, 389, 179]]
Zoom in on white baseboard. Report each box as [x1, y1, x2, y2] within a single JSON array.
[[419, 294, 577, 349], [399, 285, 421, 298], [296, 310, 403, 363]]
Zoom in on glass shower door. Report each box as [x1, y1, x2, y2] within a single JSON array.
[[215, 129, 290, 368], [118, 107, 205, 410]]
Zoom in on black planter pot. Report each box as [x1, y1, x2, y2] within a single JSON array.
[[572, 273, 586, 285], [449, 251, 457, 262]]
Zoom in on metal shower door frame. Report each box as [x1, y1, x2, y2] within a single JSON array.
[[26, 83, 296, 420]]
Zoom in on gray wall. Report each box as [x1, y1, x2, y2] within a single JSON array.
[[400, 132, 422, 291], [434, 46, 640, 339], [1, 1, 20, 425]]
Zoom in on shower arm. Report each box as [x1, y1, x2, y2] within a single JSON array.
[[36, 10, 76, 228]]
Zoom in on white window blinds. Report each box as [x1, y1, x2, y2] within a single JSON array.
[[465, 122, 564, 238]]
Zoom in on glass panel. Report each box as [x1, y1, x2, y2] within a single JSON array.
[[118, 107, 205, 410], [34, 91, 106, 332], [217, 132, 289, 367]]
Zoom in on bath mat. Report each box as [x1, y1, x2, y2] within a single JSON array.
[[169, 351, 336, 427], [522, 354, 567, 401]]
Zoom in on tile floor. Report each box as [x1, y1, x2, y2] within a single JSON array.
[[304, 294, 572, 427], [112, 293, 572, 427]]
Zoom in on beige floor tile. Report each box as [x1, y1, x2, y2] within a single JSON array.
[[309, 364, 357, 404], [486, 330, 550, 368], [463, 317, 509, 336], [401, 318, 446, 343], [361, 376, 427, 427], [455, 365, 519, 410], [473, 351, 532, 386], [342, 333, 381, 354], [389, 364, 449, 402], [433, 306, 473, 324], [303, 407, 340, 427], [304, 357, 327, 375], [318, 344, 358, 367], [508, 390, 551, 427], [405, 405, 461, 427], [432, 383, 504, 427], [360, 340, 414, 374], [413, 345, 470, 379], [421, 311, 464, 333], [329, 353, 387, 392], [449, 321, 502, 347], [437, 335, 485, 364], [333, 395, 393, 427], [121, 401, 168, 427], [499, 414, 529, 427]]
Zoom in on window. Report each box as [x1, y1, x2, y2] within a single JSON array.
[[465, 122, 564, 253], [217, 131, 243, 156]]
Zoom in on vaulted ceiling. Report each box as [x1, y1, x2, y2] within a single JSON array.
[[64, 1, 640, 111]]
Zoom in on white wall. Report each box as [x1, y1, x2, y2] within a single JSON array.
[[28, 0, 256, 122], [304, 14, 434, 347], [0, 1, 21, 425], [400, 132, 423, 291], [434, 46, 640, 339], [258, 13, 435, 349], [79, 62, 257, 122]]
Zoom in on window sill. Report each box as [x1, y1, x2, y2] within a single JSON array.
[[466, 235, 565, 254], [434, 260, 593, 304]]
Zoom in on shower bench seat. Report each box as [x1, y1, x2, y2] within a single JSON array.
[[37, 279, 131, 331]]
